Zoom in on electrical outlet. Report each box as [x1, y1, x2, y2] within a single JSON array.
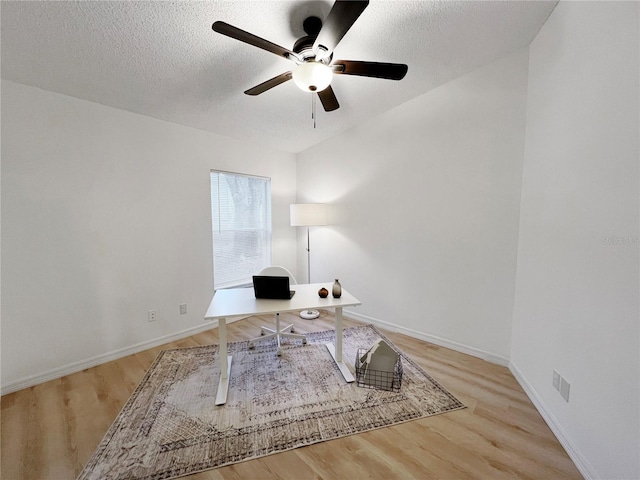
[[179, 303, 187, 315], [560, 377, 570, 402], [553, 370, 561, 391], [148, 310, 157, 322]]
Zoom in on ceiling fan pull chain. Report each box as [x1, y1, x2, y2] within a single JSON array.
[[312, 93, 316, 129]]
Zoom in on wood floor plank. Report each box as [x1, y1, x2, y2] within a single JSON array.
[[1, 313, 583, 479]]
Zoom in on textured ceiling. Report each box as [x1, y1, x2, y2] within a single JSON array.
[[1, 1, 557, 153]]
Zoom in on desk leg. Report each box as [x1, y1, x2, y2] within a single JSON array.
[[326, 306, 354, 382], [215, 317, 232, 406]]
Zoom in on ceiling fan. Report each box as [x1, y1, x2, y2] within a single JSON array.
[[212, 0, 408, 112]]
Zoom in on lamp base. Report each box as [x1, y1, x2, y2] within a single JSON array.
[[299, 309, 320, 320]]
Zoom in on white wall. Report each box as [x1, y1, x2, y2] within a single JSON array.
[[511, 2, 639, 479], [1, 80, 297, 392], [296, 48, 529, 363]]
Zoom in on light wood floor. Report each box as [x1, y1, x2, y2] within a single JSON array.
[[2, 313, 583, 479]]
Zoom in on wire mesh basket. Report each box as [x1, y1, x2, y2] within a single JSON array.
[[355, 348, 403, 392]]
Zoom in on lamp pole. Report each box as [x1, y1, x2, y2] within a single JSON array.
[[306, 227, 312, 284]]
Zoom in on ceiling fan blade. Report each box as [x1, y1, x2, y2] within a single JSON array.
[[244, 72, 293, 96], [317, 85, 340, 112], [313, 0, 369, 59], [213, 21, 301, 63], [333, 60, 408, 80]]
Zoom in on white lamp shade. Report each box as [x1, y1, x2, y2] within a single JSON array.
[[290, 203, 328, 226], [292, 62, 333, 93]]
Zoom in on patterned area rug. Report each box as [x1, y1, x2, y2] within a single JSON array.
[[78, 324, 465, 480]]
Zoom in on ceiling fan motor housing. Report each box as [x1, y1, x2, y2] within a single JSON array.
[[293, 37, 331, 64]]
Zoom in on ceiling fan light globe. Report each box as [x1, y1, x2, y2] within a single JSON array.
[[292, 62, 333, 93]]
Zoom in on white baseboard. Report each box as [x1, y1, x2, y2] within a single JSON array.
[[345, 309, 510, 367], [1, 319, 242, 396], [509, 362, 597, 480]]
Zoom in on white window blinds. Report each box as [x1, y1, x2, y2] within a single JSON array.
[[210, 171, 271, 289]]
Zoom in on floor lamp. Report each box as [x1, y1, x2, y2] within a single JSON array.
[[290, 203, 328, 320]]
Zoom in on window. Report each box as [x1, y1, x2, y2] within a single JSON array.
[[210, 171, 271, 289]]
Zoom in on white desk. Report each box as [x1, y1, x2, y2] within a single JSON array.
[[205, 283, 361, 405]]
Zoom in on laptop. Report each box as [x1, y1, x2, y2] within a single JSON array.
[[252, 275, 296, 299]]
